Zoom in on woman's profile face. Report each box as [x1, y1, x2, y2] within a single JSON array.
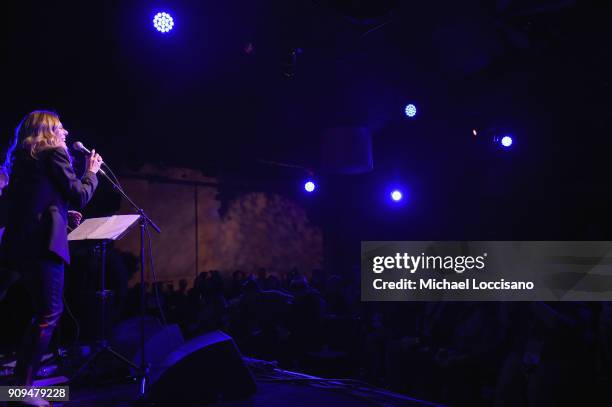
[[55, 121, 68, 147]]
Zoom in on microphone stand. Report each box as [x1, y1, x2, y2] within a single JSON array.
[[94, 164, 161, 398]]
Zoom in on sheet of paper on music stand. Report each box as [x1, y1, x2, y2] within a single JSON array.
[[68, 214, 141, 241]]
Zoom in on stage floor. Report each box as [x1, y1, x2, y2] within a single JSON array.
[[0, 355, 441, 406], [60, 380, 438, 407]]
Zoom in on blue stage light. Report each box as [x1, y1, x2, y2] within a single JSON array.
[[153, 12, 174, 33], [404, 104, 417, 118], [391, 190, 403, 201], [304, 181, 316, 192], [501, 135, 513, 148]]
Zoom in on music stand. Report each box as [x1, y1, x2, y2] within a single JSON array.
[[63, 151, 161, 399], [68, 215, 141, 383]]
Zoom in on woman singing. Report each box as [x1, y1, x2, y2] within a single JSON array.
[[0, 110, 102, 403]]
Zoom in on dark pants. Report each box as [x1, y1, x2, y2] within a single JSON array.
[[14, 255, 64, 385]]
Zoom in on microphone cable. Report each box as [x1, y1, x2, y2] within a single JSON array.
[[62, 291, 80, 346], [146, 225, 167, 326], [101, 163, 123, 191]]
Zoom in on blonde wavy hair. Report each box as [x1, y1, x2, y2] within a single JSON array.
[[17, 110, 67, 159]]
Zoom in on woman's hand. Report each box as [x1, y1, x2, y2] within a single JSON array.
[[68, 210, 83, 230], [87, 149, 103, 174]]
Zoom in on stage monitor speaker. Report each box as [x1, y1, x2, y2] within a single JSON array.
[[132, 323, 184, 369], [112, 317, 184, 372], [149, 330, 257, 404]]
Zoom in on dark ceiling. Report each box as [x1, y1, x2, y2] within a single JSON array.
[[3, 0, 612, 239]]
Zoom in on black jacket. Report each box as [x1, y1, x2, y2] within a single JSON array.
[[0, 147, 98, 265]]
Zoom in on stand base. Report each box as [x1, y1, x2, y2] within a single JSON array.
[[70, 342, 148, 397]]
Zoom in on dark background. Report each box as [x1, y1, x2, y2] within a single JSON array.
[[3, 0, 612, 253], [2, 4, 612, 404]]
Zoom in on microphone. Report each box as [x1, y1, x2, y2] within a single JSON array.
[[73, 141, 92, 155], [72, 141, 106, 176], [73, 145, 159, 233]]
